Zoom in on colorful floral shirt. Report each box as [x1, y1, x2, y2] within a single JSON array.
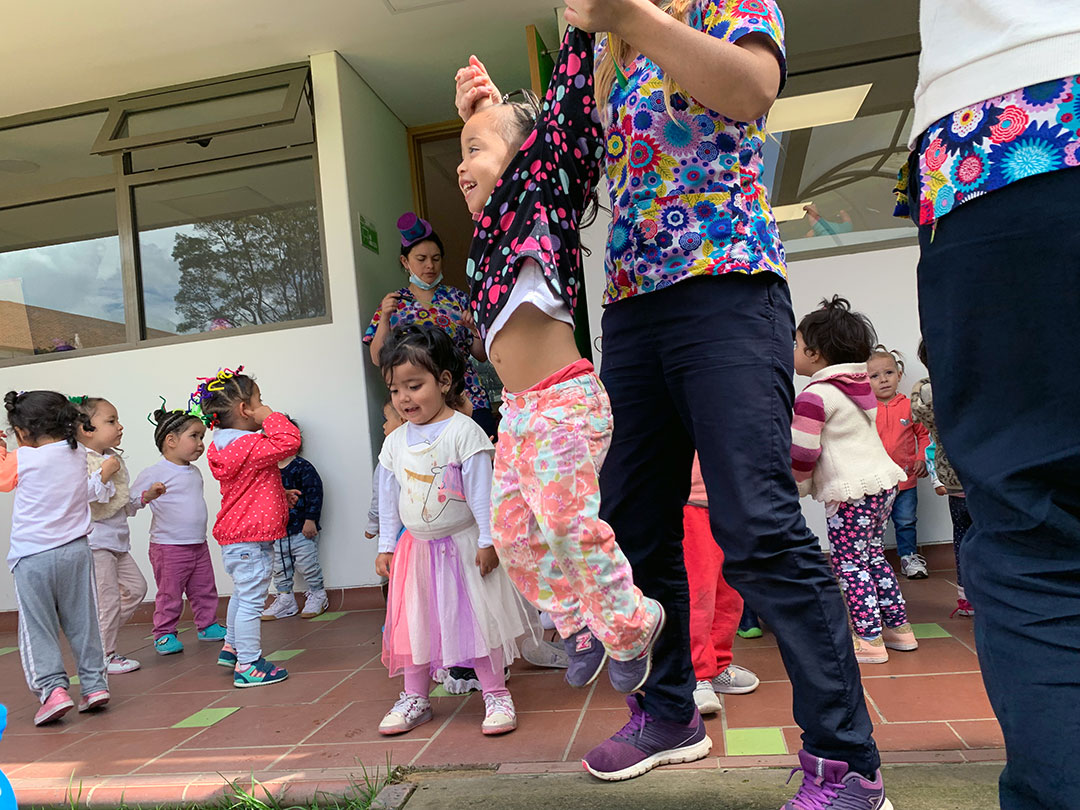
[[363, 284, 490, 411], [601, 0, 788, 305], [903, 76, 1080, 225]]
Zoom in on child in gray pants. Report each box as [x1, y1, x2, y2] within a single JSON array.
[[2, 391, 109, 726]]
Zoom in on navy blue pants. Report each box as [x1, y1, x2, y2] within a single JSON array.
[[599, 274, 879, 775], [916, 166, 1080, 809]]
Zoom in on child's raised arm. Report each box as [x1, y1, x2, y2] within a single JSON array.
[[246, 412, 302, 468]]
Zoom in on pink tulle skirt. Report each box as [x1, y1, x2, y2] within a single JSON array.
[[382, 527, 536, 677]]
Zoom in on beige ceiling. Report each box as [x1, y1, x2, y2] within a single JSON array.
[[1, 1, 919, 128]]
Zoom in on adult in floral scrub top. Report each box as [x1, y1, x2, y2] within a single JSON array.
[[456, 0, 885, 800], [364, 213, 496, 438]]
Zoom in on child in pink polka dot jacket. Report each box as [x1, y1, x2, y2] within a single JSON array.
[[195, 367, 300, 688]]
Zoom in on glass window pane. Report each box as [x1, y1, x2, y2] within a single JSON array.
[[0, 193, 125, 358], [0, 113, 113, 198], [135, 159, 324, 336], [121, 87, 289, 139]]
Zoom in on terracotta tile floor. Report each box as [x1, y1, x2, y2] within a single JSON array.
[[0, 543, 1003, 796]]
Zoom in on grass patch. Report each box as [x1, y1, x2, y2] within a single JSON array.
[[29, 755, 397, 810]]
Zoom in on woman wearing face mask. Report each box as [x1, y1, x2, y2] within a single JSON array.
[[365, 213, 495, 438]]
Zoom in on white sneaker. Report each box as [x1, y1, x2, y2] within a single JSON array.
[[900, 553, 929, 579], [300, 589, 329, 618], [106, 654, 140, 674], [481, 692, 517, 735], [712, 664, 760, 695], [378, 692, 432, 735], [261, 592, 298, 621], [521, 637, 569, 669], [693, 680, 722, 715]]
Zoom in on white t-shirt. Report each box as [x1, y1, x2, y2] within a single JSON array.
[[484, 258, 574, 357], [131, 458, 209, 545], [6, 442, 93, 571]]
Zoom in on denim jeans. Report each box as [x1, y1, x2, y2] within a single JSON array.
[[222, 541, 274, 665], [271, 533, 324, 593], [916, 166, 1080, 808], [599, 273, 879, 776], [889, 487, 919, 557]]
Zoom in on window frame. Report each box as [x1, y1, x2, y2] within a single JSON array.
[[0, 63, 330, 368]]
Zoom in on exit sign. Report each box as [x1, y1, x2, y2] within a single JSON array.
[[358, 214, 379, 254]]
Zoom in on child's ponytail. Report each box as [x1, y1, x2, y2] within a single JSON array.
[[797, 295, 877, 366], [4, 390, 90, 449]]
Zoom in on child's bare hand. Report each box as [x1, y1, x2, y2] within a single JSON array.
[[475, 546, 500, 577], [375, 552, 394, 578], [144, 482, 167, 503], [935, 485, 947, 496], [455, 56, 501, 122], [302, 518, 318, 539], [285, 489, 301, 508], [100, 456, 121, 482], [252, 404, 274, 426], [913, 460, 928, 478]]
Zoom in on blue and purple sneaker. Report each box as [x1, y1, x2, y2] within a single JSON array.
[[582, 694, 712, 781], [563, 627, 607, 688], [783, 749, 893, 809]]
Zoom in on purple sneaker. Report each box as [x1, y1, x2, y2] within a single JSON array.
[[607, 600, 665, 693], [582, 694, 712, 781], [563, 627, 607, 688], [783, 749, 893, 809]]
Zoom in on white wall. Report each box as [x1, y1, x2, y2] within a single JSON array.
[[581, 209, 950, 550], [0, 53, 414, 612]]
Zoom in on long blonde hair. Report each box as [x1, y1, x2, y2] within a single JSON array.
[[594, 0, 696, 125]]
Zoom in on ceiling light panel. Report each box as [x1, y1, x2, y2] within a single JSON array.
[[768, 84, 872, 134]]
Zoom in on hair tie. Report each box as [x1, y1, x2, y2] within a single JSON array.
[[68, 395, 88, 406]]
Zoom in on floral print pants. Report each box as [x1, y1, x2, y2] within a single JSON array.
[[826, 488, 909, 639], [492, 372, 662, 661]]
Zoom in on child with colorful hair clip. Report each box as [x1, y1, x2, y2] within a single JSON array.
[[195, 366, 300, 688], [131, 399, 226, 656], [72, 395, 149, 675]]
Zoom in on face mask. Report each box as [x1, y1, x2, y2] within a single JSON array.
[[410, 273, 443, 291]]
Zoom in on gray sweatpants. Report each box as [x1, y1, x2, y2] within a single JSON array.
[[13, 537, 108, 702]]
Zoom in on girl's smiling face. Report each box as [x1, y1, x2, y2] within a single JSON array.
[[458, 107, 514, 215], [387, 361, 453, 426]]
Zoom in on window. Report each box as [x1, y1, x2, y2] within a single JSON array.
[[0, 63, 326, 366], [135, 160, 324, 335], [767, 55, 919, 259], [0, 194, 124, 358]]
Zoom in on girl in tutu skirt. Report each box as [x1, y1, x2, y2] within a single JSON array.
[[375, 324, 536, 737]]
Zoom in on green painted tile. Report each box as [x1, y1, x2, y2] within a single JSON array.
[[725, 727, 788, 757], [911, 622, 951, 639], [308, 611, 347, 623], [266, 649, 304, 662], [173, 707, 240, 728], [428, 684, 472, 698], [69, 675, 80, 685], [0, 646, 17, 656]]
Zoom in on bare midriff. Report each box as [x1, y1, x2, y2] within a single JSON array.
[[488, 303, 582, 394]]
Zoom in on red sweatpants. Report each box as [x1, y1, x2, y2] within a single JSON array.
[[682, 504, 744, 680]]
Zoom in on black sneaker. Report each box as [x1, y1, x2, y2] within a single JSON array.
[[737, 605, 762, 639]]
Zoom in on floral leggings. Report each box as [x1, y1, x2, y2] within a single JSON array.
[[492, 371, 662, 661], [826, 488, 909, 639]]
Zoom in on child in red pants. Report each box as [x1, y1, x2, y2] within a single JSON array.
[[683, 454, 760, 715]]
